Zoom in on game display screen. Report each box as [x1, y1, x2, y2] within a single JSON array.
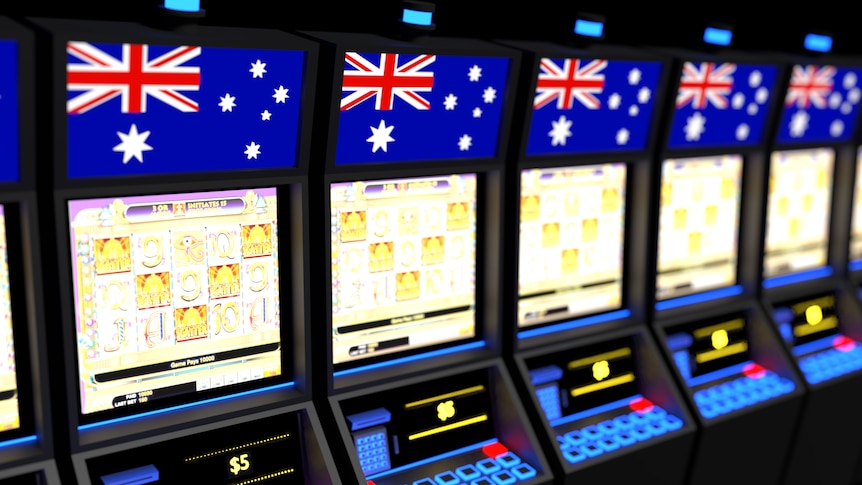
[[334, 51, 511, 165], [763, 148, 834, 279], [772, 293, 839, 348], [0, 206, 21, 433], [68, 188, 282, 418], [525, 338, 637, 422], [517, 163, 625, 328], [850, 147, 862, 262], [656, 155, 743, 301], [341, 369, 495, 475], [667, 315, 750, 380], [666, 61, 778, 150], [0, 39, 20, 183], [330, 174, 477, 368], [525, 57, 663, 155], [774, 64, 862, 145]]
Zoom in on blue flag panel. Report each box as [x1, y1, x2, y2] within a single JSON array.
[[667, 62, 778, 149], [66, 41, 306, 179], [525, 57, 663, 155], [334, 52, 511, 165], [774, 64, 862, 145], [0, 39, 19, 183]]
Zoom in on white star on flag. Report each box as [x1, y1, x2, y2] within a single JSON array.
[[261, 110, 272, 121], [249, 59, 267, 78], [483, 86, 497, 103], [616, 128, 630, 145], [367, 120, 395, 153], [113, 124, 152, 164], [684, 112, 706, 141], [468, 65, 482, 82], [789, 111, 809, 138], [473, 107, 483, 118], [608, 93, 621, 110], [458, 134, 472, 151], [444, 94, 458, 110], [245, 141, 261, 159], [219, 93, 236, 112], [548, 115, 572, 146], [272, 85, 289, 103], [628, 68, 642, 85]]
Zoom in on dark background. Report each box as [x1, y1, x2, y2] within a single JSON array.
[[2, 0, 862, 56]]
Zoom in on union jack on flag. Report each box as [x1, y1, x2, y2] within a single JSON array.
[[667, 61, 778, 149], [65, 40, 307, 179], [0, 39, 19, 183], [334, 51, 512, 165], [775, 63, 862, 144], [533, 58, 607, 110], [526, 57, 663, 155]]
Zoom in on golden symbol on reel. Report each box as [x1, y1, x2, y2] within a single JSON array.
[[592, 360, 610, 381], [711, 329, 729, 350], [436, 400, 456, 422]]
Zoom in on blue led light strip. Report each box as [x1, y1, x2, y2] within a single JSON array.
[[763, 267, 832, 289], [655, 285, 743, 311], [548, 394, 641, 428], [401, 8, 433, 26], [333, 341, 486, 377], [849, 259, 862, 272], [78, 381, 295, 431], [0, 435, 37, 449], [366, 439, 497, 480], [518, 310, 631, 340], [804, 33, 833, 53], [686, 360, 751, 387], [703, 27, 732, 46], [163, 0, 200, 12], [792, 335, 840, 356], [574, 19, 604, 38]]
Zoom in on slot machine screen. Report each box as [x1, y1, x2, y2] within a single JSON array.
[[763, 147, 834, 279], [525, 338, 637, 422], [667, 315, 750, 380], [0, 38, 19, 184], [341, 369, 495, 476], [68, 188, 284, 421], [517, 163, 625, 328], [772, 293, 839, 348], [850, 147, 862, 262], [0, 206, 21, 434], [330, 173, 478, 369], [656, 155, 743, 300]]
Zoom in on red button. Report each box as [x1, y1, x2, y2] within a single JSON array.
[[743, 362, 766, 379], [629, 396, 654, 413], [833, 335, 856, 352], [483, 442, 508, 458]]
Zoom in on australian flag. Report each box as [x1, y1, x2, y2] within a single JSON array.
[[526, 57, 663, 155], [66, 41, 306, 179], [0, 39, 19, 183], [774, 63, 862, 144], [667, 61, 778, 150], [334, 51, 511, 165]]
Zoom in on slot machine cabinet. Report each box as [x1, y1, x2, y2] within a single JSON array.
[[493, 31, 697, 484], [648, 35, 806, 485], [757, 48, 862, 485], [0, 16, 61, 485], [28, 9, 339, 484], [301, 7, 553, 483]]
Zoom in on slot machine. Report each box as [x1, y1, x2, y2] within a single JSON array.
[[301, 3, 553, 484], [647, 25, 806, 485], [0, 16, 61, 485], [494, 15, 697, 484], [756, 32, 862, 485], [28, 2, 339, 483]]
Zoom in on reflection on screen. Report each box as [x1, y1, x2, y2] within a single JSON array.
[[517, 164, 625, 328], [850, 147, 862, 262], [330, 174, 477, 368], [656, 155, 742, 301], [0, 206, 20, 432], [69, 189, 282, 416], [763, 148, 834, 279], [341, 369, 494, 476], [667, 316, 750, 380], [526, 338, 636, 422]]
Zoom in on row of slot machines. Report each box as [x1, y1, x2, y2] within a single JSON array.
[[2, 4, 862, 484]]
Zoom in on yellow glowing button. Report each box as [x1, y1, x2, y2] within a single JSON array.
[[592, 360, 610, 381], [712, 329, 729, 350], [806, 305, 823, 325]]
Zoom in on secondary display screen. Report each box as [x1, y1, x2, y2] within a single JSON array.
[[341, 369, 495, 475], [0, 39, 20, 183], [772, 293, 839, 347], [0, 206, 21, 433], [525, 338, 637, 422], [763, 148, 834, 279], [86, 412, 304, 484], [656, 155, 743, 301], [330, 174, 477, 368], [518, 163, 624, 328], [667, 315, 750, 379], [850, 147, 862, 262], [69, 188, 283, 418]]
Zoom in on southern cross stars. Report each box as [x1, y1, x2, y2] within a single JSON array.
[[249, 59, 267, 78], [113, 124, 152, 164], [367, 120, 395, 153]]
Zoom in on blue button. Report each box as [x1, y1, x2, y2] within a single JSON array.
[[476, 458, 501, 474], [490, 471, 516, 485], [563, 430, 586, 446], [582, 425, 603, 440], [580, 444, 604, 458], [511, 464, 537, 480], [613, 432, 637, 446], [598, 438, 620, 452], [496, 453, 521, 468], [413, 478, 435, 485], [471, 478, 494, 485], [631, 427, 652, 441], [563, 448, 586, 464], [598, 420, 617, 435], [434, 471, 459, 485], [664, 415, 683, 431], [613, 414, 634, 429], [456, 465, 481, 481]]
